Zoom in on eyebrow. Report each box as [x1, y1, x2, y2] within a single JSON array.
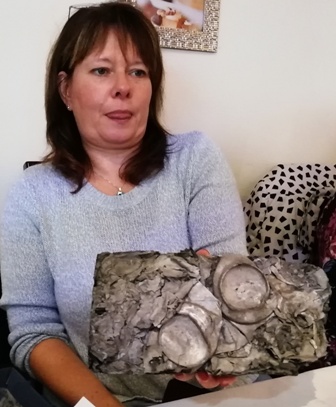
[[92, 57, 112, 63], [92, 56, 146, 66]]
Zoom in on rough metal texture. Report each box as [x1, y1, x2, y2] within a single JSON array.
[[89, 251, 331, 376]]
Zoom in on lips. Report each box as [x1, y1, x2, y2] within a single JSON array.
[[106, 110, 132, 120]]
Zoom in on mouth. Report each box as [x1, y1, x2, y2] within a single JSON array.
[[106, 110, 132, 121]]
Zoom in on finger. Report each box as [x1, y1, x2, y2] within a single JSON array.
[[218, 376, 236, 387], [195, 372, 222, 389], [174, 373, 194, 382], [195, 372, 236, 389], [196, 249, 210, 257]]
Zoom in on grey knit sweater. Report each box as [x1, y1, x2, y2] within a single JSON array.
[[0, 132, 247, 405]]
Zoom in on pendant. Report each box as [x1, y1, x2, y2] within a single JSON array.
[[117, 188, 124, 196]]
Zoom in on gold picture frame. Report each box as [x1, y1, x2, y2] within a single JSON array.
[[69, 1, 220, 52]]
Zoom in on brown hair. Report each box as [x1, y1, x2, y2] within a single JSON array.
[[44, 1, 168, 192]]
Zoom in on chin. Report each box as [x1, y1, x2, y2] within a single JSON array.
[[102, 133, 142, 147]]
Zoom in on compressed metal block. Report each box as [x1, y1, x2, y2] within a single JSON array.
[[89, 251, 331, 376]]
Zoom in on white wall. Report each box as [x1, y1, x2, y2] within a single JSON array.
[[1, 0, 336, 209]]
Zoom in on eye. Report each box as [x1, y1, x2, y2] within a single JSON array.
[[130, 69, 148, 78], [92, 67, 109, 76]]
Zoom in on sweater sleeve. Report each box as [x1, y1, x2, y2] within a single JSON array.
[[0, 175, 69, 374], [185, 133, 247, 256]]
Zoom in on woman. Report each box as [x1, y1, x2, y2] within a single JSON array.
[[0, 2, 247, 407]]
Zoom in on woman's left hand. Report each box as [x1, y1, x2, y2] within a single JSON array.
[[174, 248, 236, 389]]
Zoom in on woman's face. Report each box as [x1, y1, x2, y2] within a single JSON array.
[[59, 30, 152, 151]]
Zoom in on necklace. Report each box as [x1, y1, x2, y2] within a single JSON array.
[[93, 171, 126, 196]]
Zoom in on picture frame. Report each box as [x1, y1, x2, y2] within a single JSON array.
[[134, 0, 221, 52], [69, 1, 221, 53]]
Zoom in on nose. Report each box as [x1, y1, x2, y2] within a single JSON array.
[[112, 72, 131, 99]]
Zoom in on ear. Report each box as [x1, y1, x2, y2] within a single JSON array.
[[58, 71, 72, 110]]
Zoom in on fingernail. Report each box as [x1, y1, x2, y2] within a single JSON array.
[[196, 372, 209, 382]]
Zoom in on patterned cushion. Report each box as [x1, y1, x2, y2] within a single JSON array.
[[244, 164, 336, 262]]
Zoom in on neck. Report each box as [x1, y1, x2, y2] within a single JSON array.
[[85, 144, 137, 179], [83, 142, 138, 195], [83, 139, 140, 167]]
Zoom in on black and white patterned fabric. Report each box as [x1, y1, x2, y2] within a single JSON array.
[[244, 164, 336, 262]]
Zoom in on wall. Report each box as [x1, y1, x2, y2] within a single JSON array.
[[1, 0, 336, 209]]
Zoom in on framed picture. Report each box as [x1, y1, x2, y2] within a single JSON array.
[[135, 0, 220, 52], [69, 0, 220, 52]]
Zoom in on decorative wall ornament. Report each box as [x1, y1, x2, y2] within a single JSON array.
[[89, 251, 331, 376], [69, 1, 220, 52]]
